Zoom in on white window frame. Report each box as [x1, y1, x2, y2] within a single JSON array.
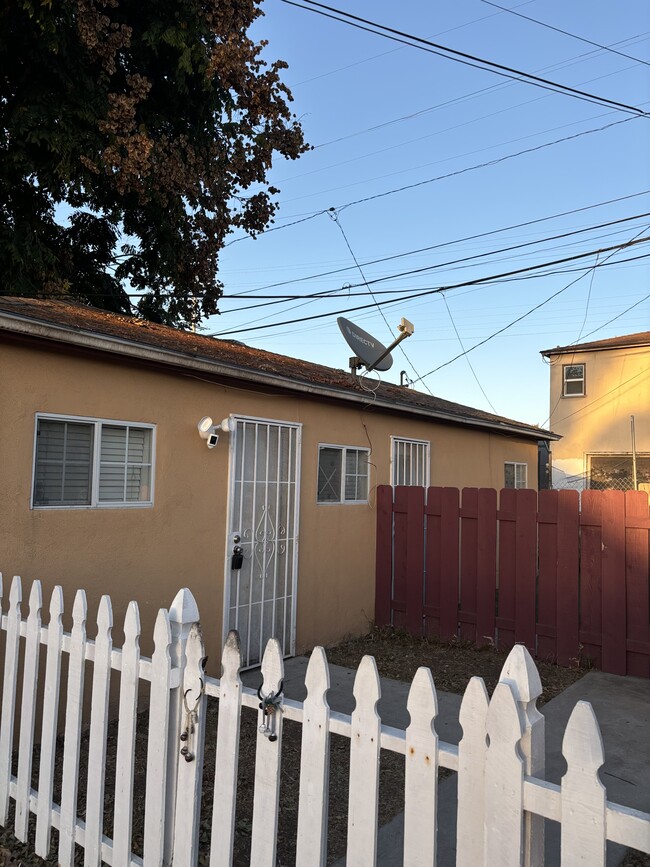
[[504, 461, 528, 489], [391, 437, 430, 487], [31, 413, 156, 509], [562, 363, 585, 397], [317, 443, 370, 505]]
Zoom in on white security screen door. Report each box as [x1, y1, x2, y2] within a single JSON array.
[[225, 417, 301, 668]]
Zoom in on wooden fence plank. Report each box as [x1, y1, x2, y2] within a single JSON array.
[[625, 491, 650, 678], [579, 491, 603, 669], [404, 667, 438, 867], [172, 623, 207, 866], [15, 581, 42, 841], [0, 576, 22, 826], [424, 487, 442, 637], [113, 601, 141, 866], [35, 586, 64, 858], [374, 485, 394, 627], [497, 489, 517, 651], [537, 490, 558, 662], [561, 701, 606, 866], [456, 677, 489, 866], [601, 491, 627, 675], [346, 655, 381, 867], [143, 608, 173, 867], [515, 489, 537, 654], [476, 488, 497, 648], [210, 631, 243, 867], [484, 682, 524, 866], [459, 488, 479, 644], [59, 589, 88, 866], [556, 490, 580, 667], [296, 646, 331, 867], [392, 486, 410, 629], [439, 488, 460, 641], [405, 486, 425, 637], [250, 639, 285, 867], [84, 595, 113, 867]]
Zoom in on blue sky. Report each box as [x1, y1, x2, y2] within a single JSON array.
[[208, 0, 650, 429]]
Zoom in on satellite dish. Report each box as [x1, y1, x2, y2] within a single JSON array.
[[337, 317, 393, 372]]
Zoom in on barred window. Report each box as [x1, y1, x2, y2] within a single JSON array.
[[391, 438, 430, 486], [504, 461, 527, 489]]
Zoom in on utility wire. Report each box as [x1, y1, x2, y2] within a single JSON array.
[[225, 191, 650, 295], [219, 212, 650, 313], [211, 236, 650, 336], [328, 210, 432, 392], [226, 115, 641, 246], [442, 294, 499, 413], [481, 0, 650, 68], [411, 226, 650, 385], [283, 0, 648, 116]]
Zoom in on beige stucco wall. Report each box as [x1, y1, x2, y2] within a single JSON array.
[[1, 339, 539, 670], [547, 345, 650, 482]]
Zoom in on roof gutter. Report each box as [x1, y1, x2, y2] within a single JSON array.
[[0, 310, 557, 441]]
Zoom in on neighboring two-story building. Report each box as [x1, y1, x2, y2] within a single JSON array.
[[0, 297, 554, 669], [541, 331, 650, 491]]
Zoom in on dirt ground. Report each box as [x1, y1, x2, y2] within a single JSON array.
[[0, 626, 647, 865]]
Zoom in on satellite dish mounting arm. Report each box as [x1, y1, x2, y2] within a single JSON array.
[[365, 318, 414, 373]]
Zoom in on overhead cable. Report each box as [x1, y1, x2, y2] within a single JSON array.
[[283, 0, 648, 116]]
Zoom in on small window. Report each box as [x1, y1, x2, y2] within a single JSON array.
[[563, 364, 585, 396], [317, 445, 369, 504], [504, 462, 527, 489], [33, 415, 154, 508], [392, 437, 430, 486]]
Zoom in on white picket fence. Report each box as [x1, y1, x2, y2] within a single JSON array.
[[0, 574, 649, 866]]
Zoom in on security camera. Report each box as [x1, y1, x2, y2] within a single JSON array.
[[207, 432, 219, 449]]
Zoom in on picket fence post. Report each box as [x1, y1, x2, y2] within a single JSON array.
[[0, 576, 21, 826], [164, 588, 200, 866], [172, 622, 207, 866], [499, 645, 545, 867], [484, 682, 525, 866], [250, 639, 285, 867], [456, 676, 490, 866]]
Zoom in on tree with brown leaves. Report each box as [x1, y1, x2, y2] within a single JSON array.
[[1, 0, 308, 327]]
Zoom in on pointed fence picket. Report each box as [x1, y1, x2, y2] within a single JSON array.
[[0, 574, 649, 867]]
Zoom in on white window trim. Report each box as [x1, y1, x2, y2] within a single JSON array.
[[31, 412, 156, 510], [504, 461, 528, 489], [317, 443, 370, 505], [562, 363, 585, 397], [390, 436, 431, 487]]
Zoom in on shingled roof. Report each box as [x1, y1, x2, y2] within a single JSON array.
[[541, 331, 650, 356], [0, 296, 555, 441]]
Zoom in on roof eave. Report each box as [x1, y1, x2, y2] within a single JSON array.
[[0, 309, 558, 442]]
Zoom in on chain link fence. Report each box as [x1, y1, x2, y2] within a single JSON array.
[[552, 454, 650, 492]]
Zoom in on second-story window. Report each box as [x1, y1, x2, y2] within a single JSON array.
[[563, 363, 585, 396]]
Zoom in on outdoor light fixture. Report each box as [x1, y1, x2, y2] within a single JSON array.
[[197, 416, 232, 449]]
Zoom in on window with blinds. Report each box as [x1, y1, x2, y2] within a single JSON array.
[[391, 438, 430, 487], [33, 416, 154, 507]]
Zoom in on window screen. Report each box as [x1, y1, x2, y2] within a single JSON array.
[[563, 364, 585, 396], [504, 462, 527, 489], [317, 446, 369, 503]]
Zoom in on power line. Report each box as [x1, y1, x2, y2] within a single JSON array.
[[283, 0, 648, 116], [329, 210, 434, 393], [285, 115, 639, 207], [225, 116, 642, 246], [210, 236, 650, 336], [442, 294, 499, 413], [224, 191, 650, 295], [481, 0, 650, 68], [411, 226, 650, 385], [219, 212, 650, 314]]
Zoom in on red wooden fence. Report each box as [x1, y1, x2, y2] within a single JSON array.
[[375, 486, 650, 677]]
